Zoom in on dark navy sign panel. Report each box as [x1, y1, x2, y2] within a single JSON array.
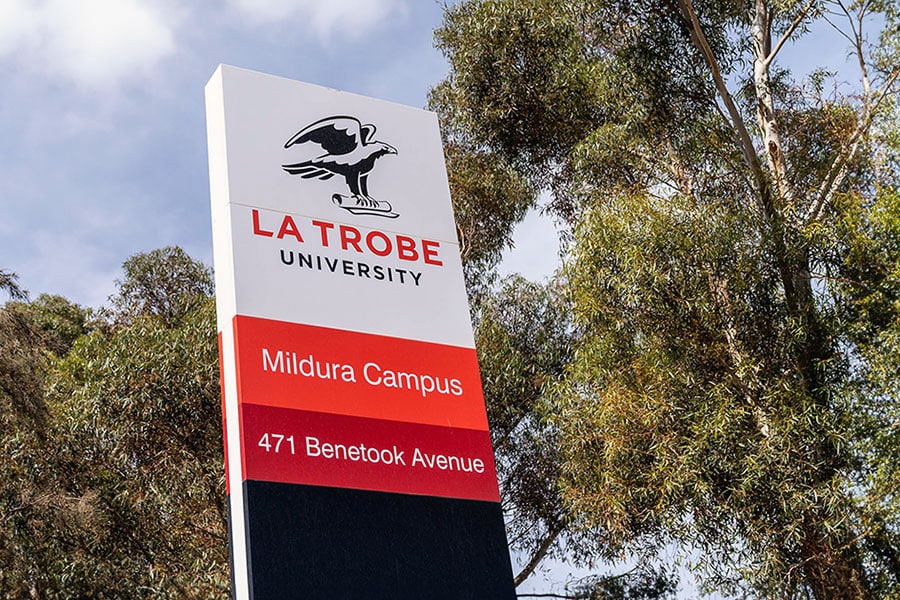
[[240, 482, 516, 599]]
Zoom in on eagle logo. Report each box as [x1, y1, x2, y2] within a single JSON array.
[[282, 115, 399, 218]]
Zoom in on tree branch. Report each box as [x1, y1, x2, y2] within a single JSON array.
[[765, 0, 817, 66], [673, 0, 769, 199], [806, 66, 900, 223], [514, 521, 565, 587]]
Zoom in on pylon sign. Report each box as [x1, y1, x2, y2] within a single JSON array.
[[205, 65, 515, 599]]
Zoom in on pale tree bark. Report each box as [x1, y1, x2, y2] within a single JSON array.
[[673, 0, 769, 201], [752, 0, 797, 212]]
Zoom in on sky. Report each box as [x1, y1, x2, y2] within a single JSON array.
[[0, 0, 562, 310], [0, 0, 857, 309]]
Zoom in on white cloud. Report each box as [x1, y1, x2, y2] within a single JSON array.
[[0, 0, 177, 89], [0, 0, 406, 88], [227, 0, 407, 42], [0, 0, 40, 56]]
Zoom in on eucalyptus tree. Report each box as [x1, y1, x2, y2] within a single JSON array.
[[473, 276, 575, 585], [0, 282, 93, 597], [0, 273, 47, 598], [0, 269, 26, 301], [0, 251, 228, 598], [111, 246, 214, 327], [43, 297, 227, 598], [39, 248, 226, 597], [434, 0, 900, 597]]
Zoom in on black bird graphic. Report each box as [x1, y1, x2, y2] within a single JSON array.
[[282, 116, 398, 216]]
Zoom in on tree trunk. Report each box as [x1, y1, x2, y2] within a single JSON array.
[[744, 2, 870, 596], [800, 523, 870, 600]]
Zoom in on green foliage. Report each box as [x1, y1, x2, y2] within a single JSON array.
[[435, 0, 900, 597], [111, 246, 214, 327], [442, 142, 537, 290], [822, 187, 900, 597], [434, 0, 740, 196], [556, 190, 862, 594], [475, 276, 578, 575], [6, 294, 96, 356], [579, 566, 678, 599], [41, 299, 227, 597], [0, 302, 49, 430], [0, 252, 226, 598], [0, 298, 58, 597], [434, 0, 603, 177]]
